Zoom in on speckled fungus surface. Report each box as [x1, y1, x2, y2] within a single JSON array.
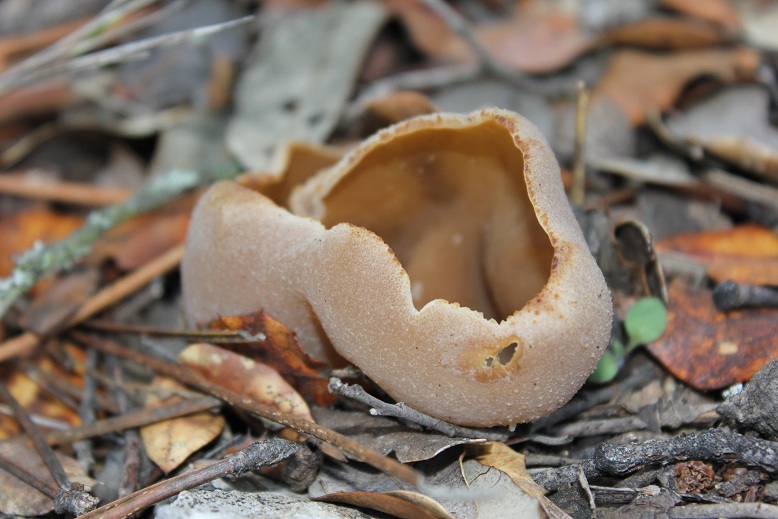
[[182, 109, 612, 427]]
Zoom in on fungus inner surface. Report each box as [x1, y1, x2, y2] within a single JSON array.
[[319, 120, 554, 321]]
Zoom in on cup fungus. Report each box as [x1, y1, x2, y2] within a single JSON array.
[[182, 109, 612, 427]]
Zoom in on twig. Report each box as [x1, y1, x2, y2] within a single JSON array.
[[0, 0, 162, 95], [530, 428, 778, 492], [83, 319, 257, 342], [77, 438, 298, 519], [19, 16, 254, 89], [44, 395, 222, 446], [0, 166, 201, 319], [328, 377, 507, 441], [74, 348, 99, 473], [0, 244, 185, 362], [0, 173, 131, 206], [713, 281, 778, 311], [0, 379, 99, 515], [71, 332, 424, 487], [109, 356, 143, 497], [0, 452, 58, 498], [668, 503, 778, 518], [571, 81, 589, 206]]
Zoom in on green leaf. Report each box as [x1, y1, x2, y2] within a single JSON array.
[[588, 350, 619, 384], [625, 297, 668, 349]]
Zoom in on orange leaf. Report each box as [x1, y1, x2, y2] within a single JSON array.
[[140, 376, 224, 474], [647, 279, 778, 390], [178, 342, 314, 420], [207, 312, 335, 406], [657, 225, 778, 285]]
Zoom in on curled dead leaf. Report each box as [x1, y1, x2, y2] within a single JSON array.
[[140, 376, 224, 474]]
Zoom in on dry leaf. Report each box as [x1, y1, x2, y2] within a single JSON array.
[[593, 47, 758, 125], [387, 0, 593, 73], [317, 491, 452, 519], [601, 17, 733, 49], [0, 207, 83, 277], [0, 437, 94, 516], [178, 342, 314, 421], [703, 137, 778, 184], [90, 197, 193, 270], [475, 442, 570, 519], [140, 376, 224, 474], [656, 225, 778, 285], [659, 0, 741, 28], [647, 279, 778, 390], [206, 312, 334, 406]]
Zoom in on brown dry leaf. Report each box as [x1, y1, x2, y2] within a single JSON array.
[[474, 442, 569, 519], [140, 376, 224, 474], [703, 137, 778, 184], [179, 342, 315, 420], [593, 47, 758, 125], [0, 437, 94, 516], [659, 0, 741, 28], [647, 279, 778, 390], [601, 17, 734, 49], [90, 197, 193, 270], [0, 207, 83, 277], [23, 268, 99, 335], [656, 225, 778, 285], [207, 312, 334, 406], [365, 91, 438, 123], [475, 12, 594, 74], [318, 491, 452, 519], [386, 0, 592, 73]]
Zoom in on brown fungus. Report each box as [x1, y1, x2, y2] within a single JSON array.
[[182, 109, 612, 427]]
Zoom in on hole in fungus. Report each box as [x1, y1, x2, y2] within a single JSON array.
[[497, 342, 518, 365], [485, 357, 494, 367], [318, 120, 554, 322]]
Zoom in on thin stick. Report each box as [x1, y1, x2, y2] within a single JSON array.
[[0, 380, 70, 488], [571, 81, 589, 206], [0, 452, 58, 498], [0, 244, 184, 363], [0, 0, 162, 95], [83, 319, 249, 340], [71, 331, 424, 487], [0, 380, 99, 514], [329, 377, 505, 441], [20, 16, 254, 88], [77, 438, 298, 519], [44, 395, 222, 446], [0, 174, 131, 206]]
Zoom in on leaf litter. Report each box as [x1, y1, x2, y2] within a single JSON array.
[[0, 0, 777, 517]]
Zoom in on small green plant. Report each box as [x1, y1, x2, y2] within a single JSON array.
[[589, 297, 668, 384]]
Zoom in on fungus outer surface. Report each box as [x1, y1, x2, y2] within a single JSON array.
[[183, 109, 613, 426]]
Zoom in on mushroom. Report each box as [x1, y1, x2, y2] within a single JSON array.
[[182, 109, 612, 427]]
